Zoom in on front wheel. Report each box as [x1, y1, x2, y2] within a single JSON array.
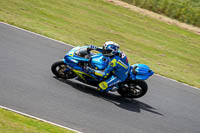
[[51, 60, 76, 79], [117, 80, 148, 99]]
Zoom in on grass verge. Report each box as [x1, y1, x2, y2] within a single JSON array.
[[0, 108, 77, 133], [0, 0, 199, 87]]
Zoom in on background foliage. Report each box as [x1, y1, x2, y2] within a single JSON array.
[[122, 0, 200, 27]]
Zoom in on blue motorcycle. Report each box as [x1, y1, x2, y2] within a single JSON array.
[[51, 46, 154, 98]]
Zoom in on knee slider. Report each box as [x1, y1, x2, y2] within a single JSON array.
[[99, 81, 108, 90]]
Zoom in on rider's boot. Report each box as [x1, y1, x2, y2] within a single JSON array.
[[110, 86, 119, 92]]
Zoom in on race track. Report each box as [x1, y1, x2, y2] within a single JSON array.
[[0, 22, 200, 133]]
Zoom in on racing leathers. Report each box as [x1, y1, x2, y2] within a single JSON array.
[[87, 46, 130, 92]]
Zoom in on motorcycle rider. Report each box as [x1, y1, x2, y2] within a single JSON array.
[[85, 41, 130, 92]]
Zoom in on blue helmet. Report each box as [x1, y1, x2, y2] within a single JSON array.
[[102, 41, 119, 56]]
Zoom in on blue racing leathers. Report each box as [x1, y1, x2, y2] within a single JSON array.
[[92, 49, 130, 92]]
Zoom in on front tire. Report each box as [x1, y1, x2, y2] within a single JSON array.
[[51, 60, 76, 79], [117, 80, 148, 99]]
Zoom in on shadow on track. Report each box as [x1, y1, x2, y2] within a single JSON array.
[[55, 77, 163, 116]]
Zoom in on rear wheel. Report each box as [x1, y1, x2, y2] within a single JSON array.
[[51, 60, 76, 79], [117, 80, 148, 98]]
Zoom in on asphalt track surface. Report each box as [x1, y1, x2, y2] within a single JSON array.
[[0, 22, 200, 133]]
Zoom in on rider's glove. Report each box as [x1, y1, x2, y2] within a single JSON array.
[[88, 45, 97, 50], [85, 66, 94, 74]]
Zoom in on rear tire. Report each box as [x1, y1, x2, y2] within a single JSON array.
[[51, 60, 76, 79], [117, 80, 148, 99]]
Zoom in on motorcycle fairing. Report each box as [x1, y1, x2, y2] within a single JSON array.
[[72, 69, 98, 82], [64, 46, 90, 63], [129, 64, 154, 80], [63, 47, 104, 84]]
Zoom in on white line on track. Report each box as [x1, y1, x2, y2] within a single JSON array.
[[0, 22, 74, 48], [155, 74, 200, 91], [0, 105, 83, 133]]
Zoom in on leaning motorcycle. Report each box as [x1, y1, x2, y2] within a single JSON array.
[[51, 46, 154, 99]]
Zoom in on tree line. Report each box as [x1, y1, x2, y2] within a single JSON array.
[[122, 0, 200, 27]]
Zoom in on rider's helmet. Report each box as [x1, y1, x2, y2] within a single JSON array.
[[102, 41, 119, 56]]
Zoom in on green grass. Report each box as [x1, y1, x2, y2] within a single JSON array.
[[0, 108, 76, 133], [0, 0, 199, 88]]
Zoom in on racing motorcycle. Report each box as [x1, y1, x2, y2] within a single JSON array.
[[51, 46, 154, 98]]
